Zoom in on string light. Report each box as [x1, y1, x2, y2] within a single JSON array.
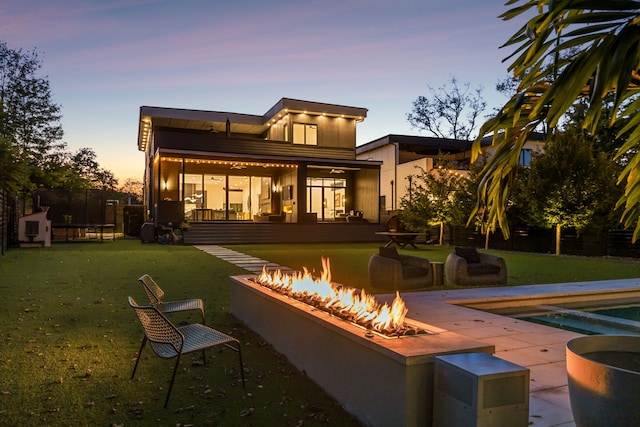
[[160, 157, 297, 169]]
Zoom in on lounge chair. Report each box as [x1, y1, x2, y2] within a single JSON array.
[[445, 246, 507, 286], [127, 296, 245, 407], [138, 274, 206, 324]]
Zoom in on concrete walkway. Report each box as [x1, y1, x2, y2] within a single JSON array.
[[196, 245, 640, 427]]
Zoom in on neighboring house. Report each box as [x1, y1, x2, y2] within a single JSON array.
[[356, 133, 545, 219], [137, 98, 382, 227]]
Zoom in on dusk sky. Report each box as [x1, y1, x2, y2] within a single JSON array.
[[1, 1, 529, 182]]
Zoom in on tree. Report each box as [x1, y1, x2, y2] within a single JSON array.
[[118, 178, 143, 204], [68, 147, 117, 190], [407, 76, 487, 140], [0, 41, 64, 170], [473, 2, 640, 241], [399, 166, 465, 245], [0, 134, 26, 193], [1, 41, 118, 196], [525, 131, 620, 255]]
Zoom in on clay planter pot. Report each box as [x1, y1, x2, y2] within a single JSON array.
[[566, 335, 640, 427]]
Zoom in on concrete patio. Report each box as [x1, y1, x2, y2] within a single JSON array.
[[385, 278, 640, 427], [197, 245, 640, 427]]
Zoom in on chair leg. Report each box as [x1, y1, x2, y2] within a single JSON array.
[[164, 354, 182, 408], [237, 344, 245, 388], [226, 341, 245, 387], [131, 336, 147, 379]]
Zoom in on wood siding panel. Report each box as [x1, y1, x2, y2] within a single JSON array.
[[358, 145, 396, 211], [354, 168, 379, 222], [184, 222, 386, 245], [154, 128, 355, 160]]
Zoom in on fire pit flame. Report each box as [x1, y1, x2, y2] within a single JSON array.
[[254, 257, 424, 337]]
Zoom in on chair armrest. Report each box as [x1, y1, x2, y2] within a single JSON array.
[[445, 253, 469, 282], [368, 254, 404, 287]]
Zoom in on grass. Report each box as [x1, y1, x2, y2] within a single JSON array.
[[227, 243, 640, 292], [0, 240, 361, 426], [1, 240, 639, 426]]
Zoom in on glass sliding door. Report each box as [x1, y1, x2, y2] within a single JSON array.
[[228, 176, 250, 220], [183, 173, 204, 220], [307, 177, 346, 221], [204, 174, 226, 219]]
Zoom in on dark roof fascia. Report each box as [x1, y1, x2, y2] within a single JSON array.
[[357, 134, 470, 155], [479, 131, 547, 146], [263, 98, 368, 122], [155, 148, 382, 169], [140, 106, 262, 126]]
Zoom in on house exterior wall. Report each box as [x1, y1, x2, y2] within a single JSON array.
[[353, 168, 380, 222], [481, 139, 545, 159], [138, 99, 378, 226], [357, 144, 397, 212], [397, 158, 429, 206], [356, 134, 546, 221], [153, 128, 355, 161]]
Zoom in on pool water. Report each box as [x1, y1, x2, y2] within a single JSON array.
[[593, 305, 640, 322], [480, 299, 640, 336]]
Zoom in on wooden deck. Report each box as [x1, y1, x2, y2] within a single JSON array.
[[183, 221, 388, 245]]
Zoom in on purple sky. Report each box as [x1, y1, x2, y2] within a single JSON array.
[[1, 0, 528, 181]]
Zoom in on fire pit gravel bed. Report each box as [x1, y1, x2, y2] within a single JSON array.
[[253, 257, 432, 338]]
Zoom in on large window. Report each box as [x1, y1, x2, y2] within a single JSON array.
[[181, 173, 271, 221], [307, 177, 346, 221], [293, 123, 317, 145]]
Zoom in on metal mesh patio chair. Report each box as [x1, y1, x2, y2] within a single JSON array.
[[127, 296, 245, 408], [138, 274, 206, 324]]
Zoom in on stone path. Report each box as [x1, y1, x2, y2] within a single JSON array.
[[196, 245, 294, 275]]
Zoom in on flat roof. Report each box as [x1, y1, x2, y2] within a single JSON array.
[[357, 134, 471, 156], [138, 98, 368, 151]]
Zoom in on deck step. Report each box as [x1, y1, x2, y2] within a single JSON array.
[[184, 222, 387, 245]]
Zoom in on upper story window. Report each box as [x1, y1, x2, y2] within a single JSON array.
[[293, 123, 317, 145], [519, 149, 532, 167]]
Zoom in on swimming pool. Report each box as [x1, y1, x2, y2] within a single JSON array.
[[457, 290, 640, 336]]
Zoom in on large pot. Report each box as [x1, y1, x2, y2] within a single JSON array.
[[566, 335, 640, 427]]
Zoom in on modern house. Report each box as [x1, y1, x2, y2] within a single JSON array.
[[137, 98, 385, 244], [356, 133, 545, 220]]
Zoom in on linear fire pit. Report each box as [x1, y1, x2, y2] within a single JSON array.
[[230, 274, 493, 427]]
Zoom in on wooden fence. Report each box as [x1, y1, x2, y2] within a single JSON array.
[[0, 188, 12, 255], [448, 225, 640, 258]]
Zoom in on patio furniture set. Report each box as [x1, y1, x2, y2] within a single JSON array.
[[129, 274, 245, 407], [368, 245, 507, 290]]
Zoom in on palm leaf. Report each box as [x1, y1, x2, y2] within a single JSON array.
[[475, 1, 640, 241]]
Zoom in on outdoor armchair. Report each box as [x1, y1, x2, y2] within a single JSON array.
[[127, 296, 245, 408], [445, 246, 507, 287], [368, 246, 433, 290], [138, 274, 206, 324]]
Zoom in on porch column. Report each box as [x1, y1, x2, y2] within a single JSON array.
[[296, 164, 307, 221]]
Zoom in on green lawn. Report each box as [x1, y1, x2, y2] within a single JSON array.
[[1, 240, 639, 426], [227, 243, 640, 292], [0, 241, 361, 426]]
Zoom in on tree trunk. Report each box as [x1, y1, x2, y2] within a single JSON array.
[[439, 222, 444, 246], [485, 230, 490, 250], [555, 224, 561, 256]]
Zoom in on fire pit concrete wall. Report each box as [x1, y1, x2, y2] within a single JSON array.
[[230, 275, 493, 427]]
